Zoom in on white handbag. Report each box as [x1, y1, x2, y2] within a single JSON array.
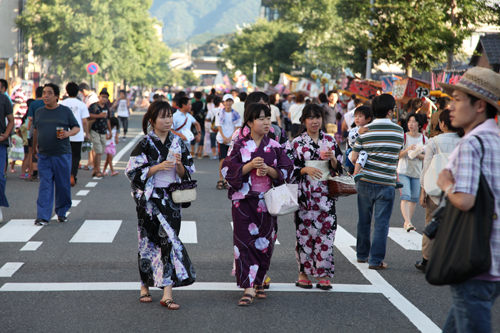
[[423, 138, 449, 197], [172, 188, 197, 203], [264, 182, 299, 217]]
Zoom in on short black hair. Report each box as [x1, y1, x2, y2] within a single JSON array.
[[327, 90, 337, 97], [119, 90, 126, 96], [177, 91, 186, 98], [354, 98, 363, 106], [244, 92, 270, 110], [318, 93, 328, 103], [467, 93, 497, 119], [238, 92, 247, 102], [194, 91, 202, 100], [66, 82, 79, 97], [300, 103, 325, 124], [354, 105, 373, 123], [213, 95, 221, 107], [35, 86, 43, 98], [178, 96, 190, 108], [153, 94, 162, 101], [206, 94, 213, 103], [437, 96, 451, 110], [371, 94, 395, 118], [0, 79, 8, 91], [44, 83, 60, 98], [411, 98, 423, 111], [351, 94, 357, 99], [243, 103, 271, 129], [110, 116, 119, 129], [406, 112, 425, 130], [78, 83, 90, 92]]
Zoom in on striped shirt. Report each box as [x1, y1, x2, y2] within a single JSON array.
[[353, 118, 404, 186]]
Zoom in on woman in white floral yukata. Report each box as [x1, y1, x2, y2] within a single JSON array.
[[291, 103, 343, 290], [222, 103, 293, 306], [125, 101, 196, 310]]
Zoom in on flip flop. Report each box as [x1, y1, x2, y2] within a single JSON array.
[[369, 262, 388, 270], [404, 223, 416, 232], [295, 280, 313, 289], [316, 280, 332, 290], [111, 171, 119, 176], [139, 293, 152, 303]]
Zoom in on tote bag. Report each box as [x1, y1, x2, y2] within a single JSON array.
[[264, 183, 299, 217], [423, 138, 450, 197]]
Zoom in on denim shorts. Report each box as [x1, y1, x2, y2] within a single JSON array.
[[398, 174, 420, 203], [210, 132, 217, 148]]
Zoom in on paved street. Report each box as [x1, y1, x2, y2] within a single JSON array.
[[0, 111, 499, 333]]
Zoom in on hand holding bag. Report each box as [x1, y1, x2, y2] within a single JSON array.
[[264, 182, 299, 216], [327, 165, 357, 198]]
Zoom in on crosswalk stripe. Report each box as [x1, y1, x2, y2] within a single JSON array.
[[69, 220, 122, 243], [0, 220, 43, 242], [85, 182, 98, 188], [71, 200, 81, 207], [230, 222, 280, 244], [20, 241, 43, 251], [0, 263, 24, 277], [336, 225, 356, 246], [388, 228, 422, 251], [178, 221, 197, 243], [51, 212, 71, 220], [76, 190, 90, 196]]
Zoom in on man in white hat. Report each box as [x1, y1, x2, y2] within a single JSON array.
[[436, 67, 500, 332]]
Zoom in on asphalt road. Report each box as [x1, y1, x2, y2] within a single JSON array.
[[0, 111, 498, 333]]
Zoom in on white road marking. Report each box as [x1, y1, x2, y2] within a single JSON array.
[[230, 222, 280, 245], [336, 225, 356, 246], [112, 133, 143, 166], [0, 282, 379, 293], [178, 221, 197, 244], [69, 220, 122, 243], [51, 212, 70, 220], [71, 200, 81, 207], [76, 190, 90, 196], [388, 228, 422, 251], [92, 177, 102, 180], [0, 263, 24, 277], [85, 182, 98, 188], [0, 220, 43, 242], [20, 241, 43, 251]]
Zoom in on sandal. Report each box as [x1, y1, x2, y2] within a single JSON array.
[[160, 298, 179, 310], [369, 262, 388, 270], [139, 293, 152, 303], [94, 172, 104, 177], [263, 276, 271, 290], [254, 285, 267, 299], [216, 180, 224, 190], [295, 279, 313, 289], [404, 223, 416, 232], [223, 181, 229, 189], [237, 293, 254, 306], [316, 280, 333, 290], [357, 258, 368, 263], [9, 170, 16, 173], [111, 171, 119, 176]]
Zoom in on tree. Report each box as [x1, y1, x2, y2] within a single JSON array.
[[219, 19, 305, 85], [17, 0, 171, 84], [164, 70, 200, 88], [191, 33, 235, 59]]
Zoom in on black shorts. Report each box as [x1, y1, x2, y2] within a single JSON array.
[[28, 137, 33, 148], [24, 146, 29, 154], [218, 143, 229, 161]]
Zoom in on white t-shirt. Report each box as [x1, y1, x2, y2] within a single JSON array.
[[215, 109, 242, 144], [206, 107, 220, 134], [84, 92, 98, 108], [232, 101, 245, 120], [347, 99, 356, 112], [59, 97, 89, 142], [397, 133, 426, 178], [116, 99, 129, 117], [289, 103, 305, 124], [173, 111, 197, 144], [344, 110, 355, 129], [106, 128, 117, 147], [270, 105, 280, 123]]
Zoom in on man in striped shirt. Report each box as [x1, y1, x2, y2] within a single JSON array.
[[351, 94, 404, 270]]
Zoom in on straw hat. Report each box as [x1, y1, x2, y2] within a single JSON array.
[[438, 67, 500, 112]]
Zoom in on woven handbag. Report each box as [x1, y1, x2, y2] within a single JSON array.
[[167, 173, 197, 204], [327, 174, 357, 197]]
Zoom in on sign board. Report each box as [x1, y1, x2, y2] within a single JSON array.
[[392, 78, 431, 103], [98, 81, 114, 102], [21, 80, 34, 99], [86, 62, 99, 75]]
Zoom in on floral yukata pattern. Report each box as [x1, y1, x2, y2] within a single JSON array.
[[292, 130, 343, 278], [125, 131, 196, 288], [222, 134, 293, 288]]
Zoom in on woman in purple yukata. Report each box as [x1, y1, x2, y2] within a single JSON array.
[[222, 103, 293, 306], [291, 104, 343, 290], [125, 101, 196, 310]]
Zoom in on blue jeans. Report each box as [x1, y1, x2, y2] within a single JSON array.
[[398, 174, 420, 203], [37, 154, 72, 221], [443, 279, 500, 333], [0, 145, 8, 207], [356, 180, 395, 266]]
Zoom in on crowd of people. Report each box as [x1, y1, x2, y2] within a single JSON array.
[[124, 67, 500, 332]]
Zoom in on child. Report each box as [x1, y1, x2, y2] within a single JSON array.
[[347, 106, 372, 177], [9, 128, 25, 173], [102, 117, 119, 176]]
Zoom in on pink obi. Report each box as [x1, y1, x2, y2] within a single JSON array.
[[154, 168, 176, 188], [250, 169, 272, 193]]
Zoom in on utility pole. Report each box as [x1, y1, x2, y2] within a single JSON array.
[[365, 0, 374, 80]]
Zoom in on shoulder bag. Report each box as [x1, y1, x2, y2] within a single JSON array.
[[425, 136, 495, 286]]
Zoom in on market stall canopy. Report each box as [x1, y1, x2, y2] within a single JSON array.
[[346, 77, 383, 98], [392, 77, 431, 104]]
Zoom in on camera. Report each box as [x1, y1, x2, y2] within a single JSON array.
[[423, 204, 445, 240]]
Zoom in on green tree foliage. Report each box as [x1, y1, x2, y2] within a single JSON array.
[[191, 33, 235, 59], [164, 70, 200, 88], [219, 19, 305, 85], [17, 0, 171, 84]]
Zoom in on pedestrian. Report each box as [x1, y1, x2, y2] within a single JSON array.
[[172, 96, 201, 149], [347, 94, 357, 112], [415, 108, 462, 273], [291, 103, 343, 290], [428, 96, 450, 138], [113, 90, 130, 141], [0, 79, 12, 105], [33, 83, 80, 226], [351, 94, 404, 270], [434, 67, 500, 332], [318, 92, 336, 134], [397, 112, 426, 232], [0, 88, 13, 221], [203, 94, 214, 158], [215, 94, 242, 190], [19, 111, 29, 177], [341, 98, 363, 141], [59, 82, 90, 186], [125, 100, 196, 310], [8, 128, 24, 173], [205, 95, 220, 159], [289, 93, 305, 137], [88, 88, 111, 178], [190, 91, 206, 159], [26, 87, 44, 180], [233, 92, 247, 120], [269, 93, 281, 127], [222, 103, 293, 306], [335, 112, 343, 144], [102, 117, 119, 176], [79, 83, 98, 171], [282, 94, 294, 137]]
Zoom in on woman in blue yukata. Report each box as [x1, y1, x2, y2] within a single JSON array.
[[125, 101, 196, 310], [222, 103, 294, 306]]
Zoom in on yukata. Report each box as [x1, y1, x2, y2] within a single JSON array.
[[292, 130, 343, 278], [230, 124, 293, 160], [222, 134, 293, 288], [125, 131, 196, 288]]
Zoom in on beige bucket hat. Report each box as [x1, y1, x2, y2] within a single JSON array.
[[438, 66, 500, 112]]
